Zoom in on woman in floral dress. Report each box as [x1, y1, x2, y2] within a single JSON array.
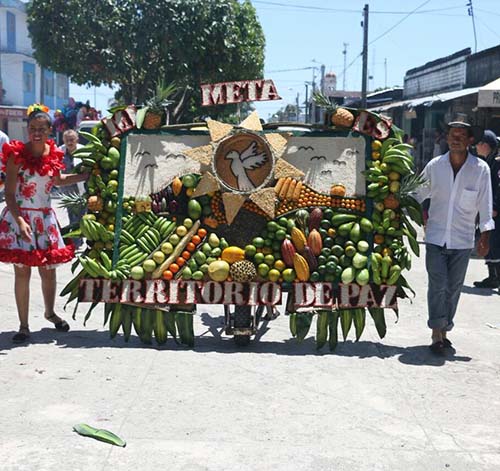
[[0, 106, 89, 342]]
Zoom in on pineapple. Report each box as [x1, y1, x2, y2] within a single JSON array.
[[58, 191, 88, 217], [331, 107, 354, 127], [143, 81, 176, 129], [313, 91, 354, 128]]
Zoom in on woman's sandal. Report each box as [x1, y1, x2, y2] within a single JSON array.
[[442, 337, 452, 348], [12, 326, 31, 343], [429, 340, 445, 355], [45, 313, 70, 332]]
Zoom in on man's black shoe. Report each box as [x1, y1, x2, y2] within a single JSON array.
[[473, 277, 500, 288]]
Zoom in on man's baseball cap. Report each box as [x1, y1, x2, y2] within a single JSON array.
[[478, 129, 498, 149]]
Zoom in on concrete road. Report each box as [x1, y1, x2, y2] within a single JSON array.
[[1, 203, 499, 471]]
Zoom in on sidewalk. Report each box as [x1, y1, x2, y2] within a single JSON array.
[[0, 206, 499, 470]]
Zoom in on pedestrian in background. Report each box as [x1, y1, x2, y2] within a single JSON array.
[[59, 129, 85, 248], [0, 105, 89, 343], [0, 128, 8, 147], [415, 120, 494, 355], [473, 129, 500, 288], [0, 129, 9, 201]]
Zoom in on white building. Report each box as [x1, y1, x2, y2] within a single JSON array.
[[0, 0, 69, 140]]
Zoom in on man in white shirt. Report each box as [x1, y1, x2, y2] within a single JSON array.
[[415, 120, 494, 355]]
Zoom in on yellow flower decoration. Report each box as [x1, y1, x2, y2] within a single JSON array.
[[27, 103, 50, 116]]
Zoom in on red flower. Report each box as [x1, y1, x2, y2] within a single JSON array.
[[0, 235, 14, 249], [45, 180, 54, 193], [20, 182, 37, 199], [47, 224, 59, 242], [0, 220, 9, 233], [33, 216, 44, 234]]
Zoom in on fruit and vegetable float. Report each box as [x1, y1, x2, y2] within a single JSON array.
[[60, 88, 423, 350]]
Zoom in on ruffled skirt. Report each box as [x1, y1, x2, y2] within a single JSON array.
[[0, 206, 74, 267]]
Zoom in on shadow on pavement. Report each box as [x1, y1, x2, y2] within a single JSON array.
[[0, 323, 472, 366], [461, 284, 499, 296]]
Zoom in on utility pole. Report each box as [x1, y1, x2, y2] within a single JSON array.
[[305, 83, 309, 123], [467, 1, 477, 53], [320, 64, 325, 94], [311, 68, 316, 123], [361, 4, 369, 108], [342, 42, 348, 91], [296, 92, 300, 122], [384, 58, 387, 89]]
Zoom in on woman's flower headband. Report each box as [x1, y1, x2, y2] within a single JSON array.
[[27, 103, 50, 116]]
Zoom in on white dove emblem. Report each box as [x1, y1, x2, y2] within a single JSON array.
[[225, 141, 268, 190]]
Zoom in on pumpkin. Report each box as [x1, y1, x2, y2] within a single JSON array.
[[330, 184, 346, 197]]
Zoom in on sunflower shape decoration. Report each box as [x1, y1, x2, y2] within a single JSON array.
[[183, 111, 304, 224]]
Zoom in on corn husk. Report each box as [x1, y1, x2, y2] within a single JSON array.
[[249, 188, 276, 219], [266, 132, 290, 158], [183, 144, 213, 166], [274, 158, 304, 179], [222, 193, 246, 225], [192, 172, 220, 197], [239, 111, 263, 132], [207, 119, 234, 142]]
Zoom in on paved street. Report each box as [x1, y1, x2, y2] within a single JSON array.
[[1, 203, 499, 471]]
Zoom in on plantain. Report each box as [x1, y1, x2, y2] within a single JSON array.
[[368, 307, 387, 339], [328, 310, 339, 352], [132, 306, 142, 337], [289, 312, 297, 337], [109, 304, 122, 339], [153, 310, 168, 345], [140, 308, 154, 344], [164, 311, 178, 342], [340, 309, 353, 341], [121, 305, 133, 342], [315, 310, 329, 350], [353, 308, 366, 341], [295, 312, 314, 342]]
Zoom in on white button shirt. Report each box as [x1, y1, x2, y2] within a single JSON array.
[[415, 152, 495, 249]]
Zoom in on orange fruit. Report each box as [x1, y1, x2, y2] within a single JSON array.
[[169, 263, 179, 273], [176, 257, 186, 267], [162, 270, 173, 280]]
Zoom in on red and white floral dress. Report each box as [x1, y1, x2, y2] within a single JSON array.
[[0, 140, 75, 266]]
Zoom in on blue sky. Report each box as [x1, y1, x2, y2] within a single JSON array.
[[71, 0, 500, 120]]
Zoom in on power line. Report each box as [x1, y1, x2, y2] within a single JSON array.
[[252, 1, 465, 15], [474, 14, 500, 41], [368, 0, 433, 46], [265, 66, 315, 73]]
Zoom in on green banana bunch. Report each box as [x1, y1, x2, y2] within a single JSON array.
[[79, 255, 110, 278], [80, 217, 113, 242]]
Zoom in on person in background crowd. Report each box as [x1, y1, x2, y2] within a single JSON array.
[[0, 129, 9, 200], [76, 105, 88, 127], [58, 129, 85, 248], [0, 128, 9, 148], [414, 120, 494, 355], [473, 130, 500, 288]]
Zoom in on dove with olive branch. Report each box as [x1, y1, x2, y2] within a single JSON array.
[[225, 141, 268, 191]]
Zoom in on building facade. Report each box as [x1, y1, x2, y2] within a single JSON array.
[[0, 0, 69, 139], [370, 45, 500, 170]]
